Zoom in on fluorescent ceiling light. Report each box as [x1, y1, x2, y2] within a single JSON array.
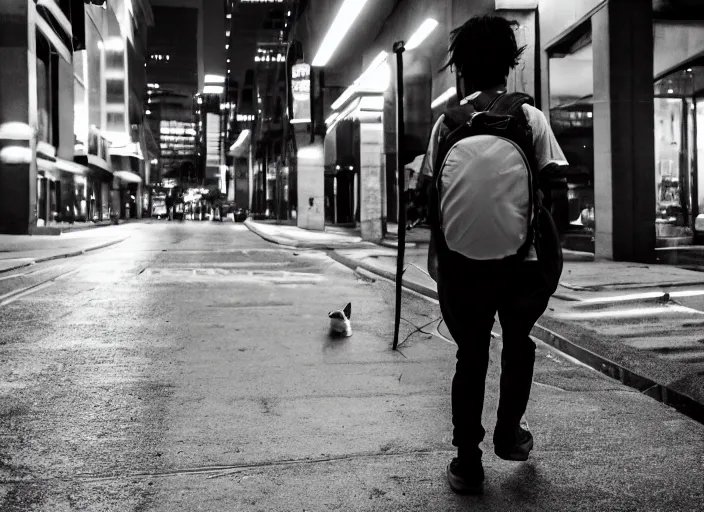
[[406, 18, 439, 50], [356, 51, 389, 88], [203, 85, 224, 94], [331, 87, 355, 111], [431, 87, 457, 108], [290, 118, 312, 124], [312, 0, 369, 67], [204, 74, 225, 84], [331, 51, 388, 110]]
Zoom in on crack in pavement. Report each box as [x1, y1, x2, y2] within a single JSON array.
[[0, 449, 449, 485]]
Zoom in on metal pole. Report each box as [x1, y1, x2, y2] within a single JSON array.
[[392, 41, 406, 351]]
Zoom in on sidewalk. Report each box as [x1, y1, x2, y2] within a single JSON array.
[[330, 246, 704, 423], [0, 225, 131, 273]]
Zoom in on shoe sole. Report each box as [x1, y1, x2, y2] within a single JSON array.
[[494, 436, 534, 461], [446, 465, 483, 495]]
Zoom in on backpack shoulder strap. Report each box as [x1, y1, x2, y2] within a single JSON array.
[[490, 92, 534, 116], [441, 104, 476, 132]]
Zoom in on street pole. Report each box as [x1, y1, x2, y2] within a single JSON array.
[[392, 41, 406, 351]]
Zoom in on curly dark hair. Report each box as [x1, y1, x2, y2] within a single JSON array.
[[441, 15, 526, 92]]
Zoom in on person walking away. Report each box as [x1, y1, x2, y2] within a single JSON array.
[[420, 15, 568, 495]]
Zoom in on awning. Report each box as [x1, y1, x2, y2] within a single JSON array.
[[113, 170, 143, 184], [74, 154, 113, 182], [55, 157, 89, 175], [111, 143, 145, 160], [229, 129, 251, 158]]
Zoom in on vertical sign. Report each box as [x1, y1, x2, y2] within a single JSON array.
[[291, 63, 311, 123], [206, 113, 221, 187]]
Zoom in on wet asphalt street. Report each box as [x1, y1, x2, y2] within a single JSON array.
[[1, 222, 703, 511]]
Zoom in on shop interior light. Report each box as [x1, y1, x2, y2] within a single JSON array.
[[431, 87, 457, 108], [0, 122, 33, 140], [203, 85, 224, 94], [297, 146, 323, 160], [205, 74, 225, 84], [405, 18, 439, 50], [312, 0, 370, 67]]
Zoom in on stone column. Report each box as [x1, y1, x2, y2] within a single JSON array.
[[295, 128, 325, 231], [592, 0, 656, 262], [359, 122, 384, 242]]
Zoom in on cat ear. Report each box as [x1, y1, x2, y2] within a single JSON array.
[[343, 302, 351, 319], [328, 311, 334, 318]]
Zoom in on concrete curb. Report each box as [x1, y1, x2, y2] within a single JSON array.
[[0, 260, 35, 274], [329, 251, 438, 300], [380, 239, 418, 249], [244, 219, 374, 251], [329, 249, 704, 425], [0, 236, 129, 274]]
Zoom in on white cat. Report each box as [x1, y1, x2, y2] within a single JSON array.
[[328, 302, 352, 337]]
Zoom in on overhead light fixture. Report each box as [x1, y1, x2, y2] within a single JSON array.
[[331, 51, 389, 110], [405, 18, 439, 50], [312, 0, 370, 67], [431, 87, 457, 108], [225, 44, 229, 50], [226, 13, 231, 19]]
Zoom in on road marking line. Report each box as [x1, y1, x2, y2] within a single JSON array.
[[0, 272, 29, 282], [0, 268, 79, 306], [0, 281, 55, 306]]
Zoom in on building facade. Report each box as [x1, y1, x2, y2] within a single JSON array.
[[288, 0, 704, 262], [0, 0, 153, 234]]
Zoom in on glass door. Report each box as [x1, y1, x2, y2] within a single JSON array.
[[653, 66, 701, 241]]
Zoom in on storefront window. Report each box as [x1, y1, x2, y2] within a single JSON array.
[[549, 41, 594, 252], [653, 66, 702, 239], [36, 32, 53, 144]]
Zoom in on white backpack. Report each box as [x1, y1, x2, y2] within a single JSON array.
[[434, 93, 535, 261]]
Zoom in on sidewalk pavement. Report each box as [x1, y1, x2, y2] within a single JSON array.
[[330, 247, 704, 423], [0, 225, 131, 274], [242, 220, 704, 422]]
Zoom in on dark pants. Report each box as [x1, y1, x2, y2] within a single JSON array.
[[437, 257, 550, 460]]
